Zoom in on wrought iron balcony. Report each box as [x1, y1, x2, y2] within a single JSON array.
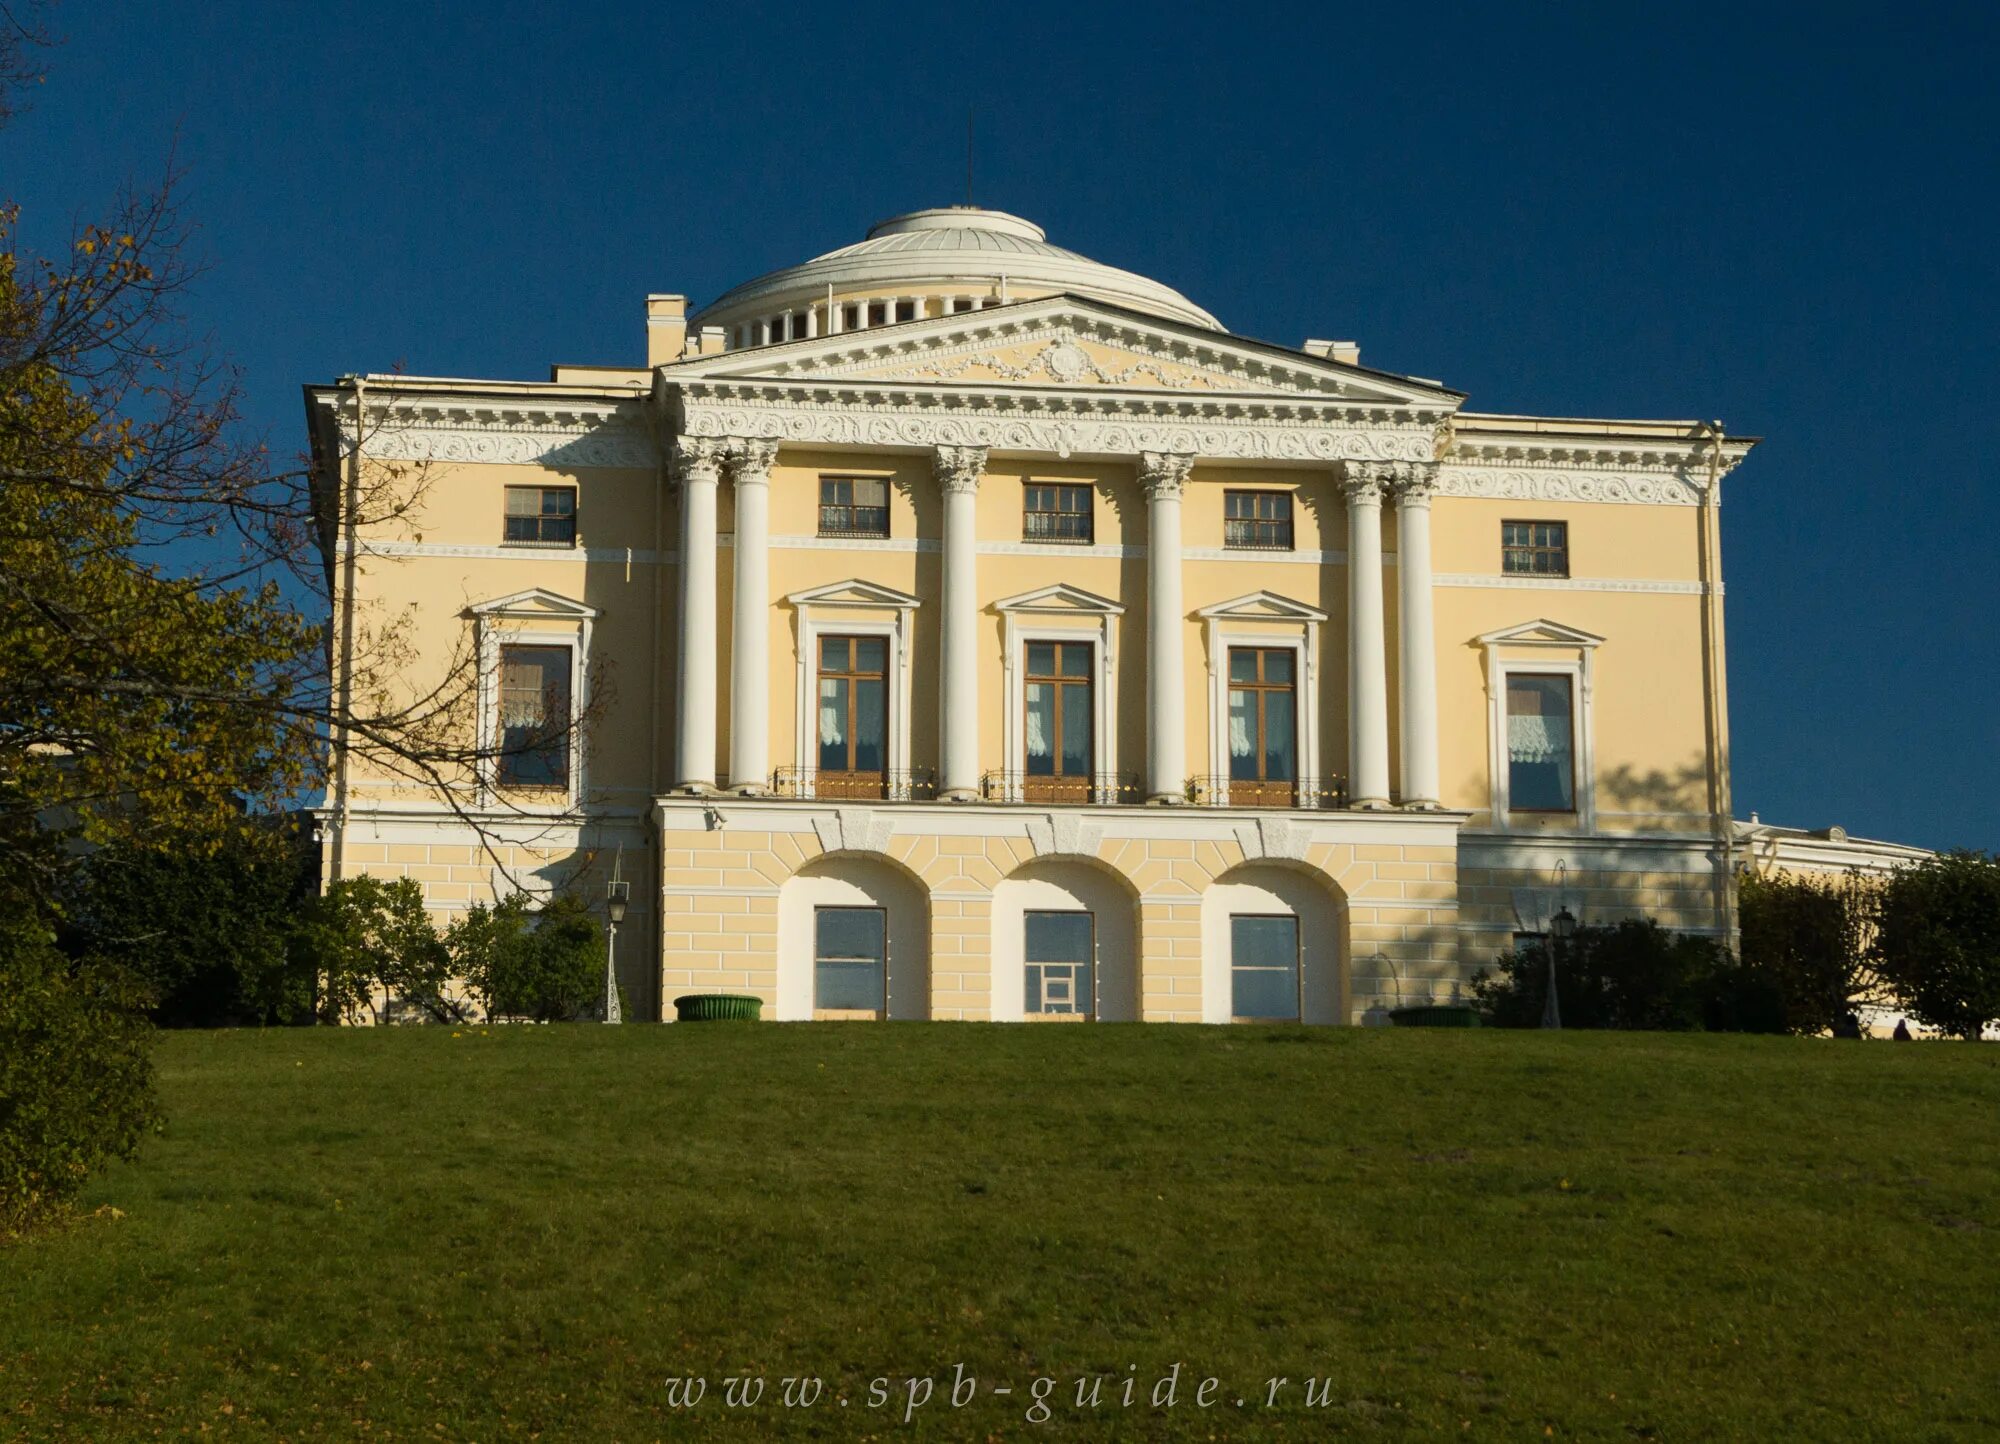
[[979, 771, 1145, 805], [770, 766, 937, 802], [1185, 775, 1348, 809]]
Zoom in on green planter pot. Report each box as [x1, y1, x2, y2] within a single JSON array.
[[1388, 1004, 1484, 1029], [673, 993, 764, 1022]]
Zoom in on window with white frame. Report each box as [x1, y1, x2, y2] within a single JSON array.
[[1230, 914, 1300, 1021], [1025, 911, 1093, 1018], [1477, 620, 1600, 828], [814, 906, 886, 1016]]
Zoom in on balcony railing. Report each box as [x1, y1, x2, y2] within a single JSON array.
[[980, 771, 1144, 805], [1222, 517, 1294, 550], [1022, 510, 1094, 544], [771, 766, 937, 801], [1186, 775, 1348, 809]]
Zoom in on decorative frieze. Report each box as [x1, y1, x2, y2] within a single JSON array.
[[677, 391, 1440, 464]]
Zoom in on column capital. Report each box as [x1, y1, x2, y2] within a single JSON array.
[[672, 435, 726, 486], [934, 444, 988, 495], [1388, 461, 1439, 506], [1347, 458, 1437, 502], [724, 436, 779, 485], [1138, 450, 1194, 501]]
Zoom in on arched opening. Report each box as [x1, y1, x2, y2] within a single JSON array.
[[991, 858, 1141, 1023], [776, 854, 930, 1021], [1199, 863, 1347, 1025]]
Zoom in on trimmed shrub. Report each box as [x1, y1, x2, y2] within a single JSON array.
[[0, 919, 158, 1235]]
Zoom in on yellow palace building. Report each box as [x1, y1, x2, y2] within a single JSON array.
[[307, 205, 1768, 1024]]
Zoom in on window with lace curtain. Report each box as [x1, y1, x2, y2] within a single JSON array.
[[1227, 647, 1297, 806], [816, 635, 887, 798], [496, 644, 571, 788], [1506, 673, 1575, 811], [1023, 640, 1093, 802]]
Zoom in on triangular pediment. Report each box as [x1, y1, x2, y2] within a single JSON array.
[[992, 582, 1124, 616], [662, 295, 1457, 407], [1475, 618, 1606, 649], [466, 587, 599, 620], [784, 578, 923, 610], [1197, 589, 1328, 623]]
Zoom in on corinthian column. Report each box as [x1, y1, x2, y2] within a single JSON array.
[[672, 436, 725, 791], [935, 444, 987, 800], [726, 437, 778, 794], [1343, 463, 1392, 809], [1140, 452, 1194, 803], [1390, 463, 1441, 808]]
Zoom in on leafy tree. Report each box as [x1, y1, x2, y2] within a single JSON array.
[[290, 876, 458, 1025], [64, 814, 319, 1026], [1871, 851, 2000, 1041], [453, 892, 605, 1023], [1473, 918, 1768, 1031], [0, 908, 158, 1235], [1737, 868, 1884, 1035]]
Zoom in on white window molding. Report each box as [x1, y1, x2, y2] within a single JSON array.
[[1474, 619, 1604, 833], [992, 584, 1124, 804], [466, 588, 600, 811], [784, 579, 922, 797], [1196, 591, 1327, 808]]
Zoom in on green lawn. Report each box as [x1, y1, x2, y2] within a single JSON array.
[[3, 1026, 1997, 1440]]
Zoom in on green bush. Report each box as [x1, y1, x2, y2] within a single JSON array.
[[0, 919, 159, 1235], [291, 875, 459, 1025], [1473, 918, 1774, 1032], [1872, 850, 2000, 1041], [453, 892, 605, 1022], [1738, 868, 1883, 1035]]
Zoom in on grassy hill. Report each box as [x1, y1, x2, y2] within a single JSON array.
[[3, 1025, 1996, 1440]]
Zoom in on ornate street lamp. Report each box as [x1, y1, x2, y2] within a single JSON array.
[[1542, 861, 1574, 1031], [604, 868, 629, 1026]]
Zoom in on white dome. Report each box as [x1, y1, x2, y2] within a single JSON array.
[[693, 207, 1223, 332]]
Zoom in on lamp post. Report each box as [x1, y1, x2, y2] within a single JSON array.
[[1543, 861, 1574, 1031], [604, 878, 629, 1025]]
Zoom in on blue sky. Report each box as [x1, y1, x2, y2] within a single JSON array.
[[10, 2, 1996, 850]]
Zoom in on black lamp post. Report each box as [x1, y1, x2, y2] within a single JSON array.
[[604, 878, 630, 1025], [1543, 903, 1576, 1030]]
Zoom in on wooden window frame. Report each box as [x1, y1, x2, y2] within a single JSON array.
[[1227, 647, 1298, 807], [502, 486, 577, 547], [1501, 519, 1570, 578], [815, 634, 889, 799], [1022, 640, 1095, 802], [1021, 482, 1094, 545], [1223, 490, 1294, 551], [817, 475, 890, 539]]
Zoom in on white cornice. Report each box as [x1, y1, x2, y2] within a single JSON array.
[[318, 392, 658, 469], [673, 386, 1440, 464]]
